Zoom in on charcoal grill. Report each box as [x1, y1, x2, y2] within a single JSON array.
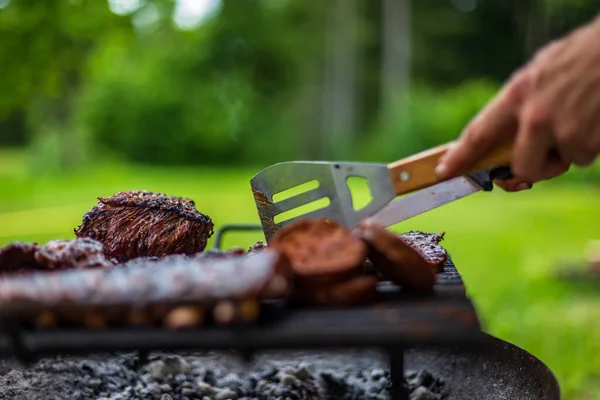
[[0, 224, 560, 400]]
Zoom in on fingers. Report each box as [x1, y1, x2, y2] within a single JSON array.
[[494, 178, 532, 192], [541, 150, 571, 180], [436, 70, 530, 180], [435, 95, 517, 179], [511, 100, 556, 181]]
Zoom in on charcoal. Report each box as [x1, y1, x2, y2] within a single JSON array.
[[0, 351, 448, 400], [410, 386, 441, 400]]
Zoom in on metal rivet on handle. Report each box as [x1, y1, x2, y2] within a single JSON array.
[[399, 171, 411, 182]]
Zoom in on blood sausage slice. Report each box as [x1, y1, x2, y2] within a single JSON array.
[[354, 219, 436, 293], [292, 275, 378, 306], [269, 218, 367, 284]]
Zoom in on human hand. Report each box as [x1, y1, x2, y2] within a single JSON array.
[[435, 15, 600, 191]]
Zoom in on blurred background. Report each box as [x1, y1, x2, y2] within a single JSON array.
[[1, 0, 600, 398]]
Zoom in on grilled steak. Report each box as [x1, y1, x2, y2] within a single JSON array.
[[74, 190, 214, 262], [0, 238, 111, 275], [0, 249, 291, 329], [399, 231, 447, 273], [269, 218, 367, 285], [354, 219, 436, 293]]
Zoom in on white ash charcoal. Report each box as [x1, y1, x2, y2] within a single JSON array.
[[0, 351, 449, 400], [149, 360, 171, 381], [410, 386, 442, 400]]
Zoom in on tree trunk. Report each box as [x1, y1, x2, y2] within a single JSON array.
[[381, 0, 411, 126], [514, 0, 552, 60], [321, 0, 358, 159]]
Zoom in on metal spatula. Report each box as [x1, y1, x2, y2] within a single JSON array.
[[250, 142, 513, 242]]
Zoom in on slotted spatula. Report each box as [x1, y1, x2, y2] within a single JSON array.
[[250, 141, 513, 242]]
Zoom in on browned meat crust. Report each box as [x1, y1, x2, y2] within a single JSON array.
[[0, 250, 291, 329], [398, 231, 447, 273], [269, 218, 367, 284], [74, 190, 214, 262], [0, 239, 111, 275], [354, 219, 436, 293]]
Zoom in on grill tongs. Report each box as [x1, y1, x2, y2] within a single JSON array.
[[251, 141, 513, 242]]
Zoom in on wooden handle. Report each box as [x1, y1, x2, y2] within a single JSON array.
[[387, 141, 513, 196]]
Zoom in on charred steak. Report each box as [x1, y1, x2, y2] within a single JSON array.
[[398, 231, 448, 273], [74, 190, 214, 262]]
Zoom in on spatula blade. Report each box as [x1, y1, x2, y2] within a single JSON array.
[[250, 161, 396, 241]]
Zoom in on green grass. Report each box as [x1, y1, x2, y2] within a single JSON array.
[[1, 149, 600, 399]]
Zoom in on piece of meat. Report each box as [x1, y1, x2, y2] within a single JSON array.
[[269, 218, 367, 284], [0, 239, 111, 275], [398, 231, 447, 273], [354, 219, 436, 293], [34, 238, 111, 270], [0, 242, 40, 274], [74, 190, 214, 262], [248, 241, 267, 254], [291, 275, 378, 306], [0, 249, 291, 328]]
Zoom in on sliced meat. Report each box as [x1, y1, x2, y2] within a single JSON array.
[[0, 249, 291, 328], [0, 242, 40, 274], [269, 218, 367, 284], [354, 219, 436, 293], [74, 190, 214, 262], [34, 238, 111, 270], [292, 275, 378, 306], [399, 231, 447, 273]]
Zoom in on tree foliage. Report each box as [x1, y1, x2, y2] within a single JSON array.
[[0, 0, 599, 168]]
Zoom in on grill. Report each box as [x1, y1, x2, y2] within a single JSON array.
[[0, 225, 560, 400]]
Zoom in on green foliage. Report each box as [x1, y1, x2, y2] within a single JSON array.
[[360, 79, 499, 162]]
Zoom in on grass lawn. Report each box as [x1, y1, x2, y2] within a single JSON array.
[[0, 150, 599, 399]]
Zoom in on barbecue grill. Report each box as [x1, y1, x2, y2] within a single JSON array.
[[0, 224, 560, 400]]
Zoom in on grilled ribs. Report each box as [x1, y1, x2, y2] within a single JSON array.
[[74, 191, 214, 262], [0, 238, 111, 275], [0, 250, 291, 329]]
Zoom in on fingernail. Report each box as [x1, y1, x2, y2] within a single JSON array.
[[435, 163, 448, 179], [516, 182, 532, 191]]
